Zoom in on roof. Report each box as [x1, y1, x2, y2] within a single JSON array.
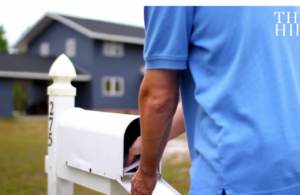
[[0, 52, 91, 81], [63, 15, 144, 39], [14, 13, 145, 51]]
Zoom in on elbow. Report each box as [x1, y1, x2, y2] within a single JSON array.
[[151, 96, 178, 115], [139, 88, 178, 116]]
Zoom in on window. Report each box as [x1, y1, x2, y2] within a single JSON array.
[[102, 41, 124, 57], [102, 76, 124, 97], [65, 38, 76, 57], [40, 42, 49, 57]]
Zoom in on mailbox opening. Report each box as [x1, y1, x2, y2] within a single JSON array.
[[123, 118, 140, 173]]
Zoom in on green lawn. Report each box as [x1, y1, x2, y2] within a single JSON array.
[[0, 119, 190, 195]]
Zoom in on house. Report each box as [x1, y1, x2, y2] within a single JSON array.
[[0, 13, 145, 117], [0, 52, 91, 116]]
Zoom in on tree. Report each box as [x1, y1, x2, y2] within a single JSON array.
[[0, 25, 8, 53]]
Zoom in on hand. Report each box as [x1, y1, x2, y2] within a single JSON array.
[[131, 167, 158, 195], [124, 136, 142, 166]]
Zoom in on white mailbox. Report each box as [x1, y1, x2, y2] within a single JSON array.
[[45, 54, 181, 195], [57, 108, 180, 194]]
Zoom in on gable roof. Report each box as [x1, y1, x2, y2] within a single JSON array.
[[14, 13, 145, 51], [0, 52, 91, 81], [63, 15, 145, 39]]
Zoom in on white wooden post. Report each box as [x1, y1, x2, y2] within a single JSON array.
[[46, 54, 76, 195]]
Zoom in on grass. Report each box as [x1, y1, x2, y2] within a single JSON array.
[[0, 119, 47, 195], [0, 119, 190, 195]]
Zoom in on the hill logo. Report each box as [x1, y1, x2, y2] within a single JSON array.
[[274, 12, 299, 36]]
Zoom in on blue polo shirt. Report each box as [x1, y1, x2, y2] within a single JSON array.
[[144, 6, 300, 195]]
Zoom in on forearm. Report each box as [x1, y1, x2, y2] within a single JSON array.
[[138, 70, 179, 175]]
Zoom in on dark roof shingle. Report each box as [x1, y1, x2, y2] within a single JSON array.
[[62, 15, 145, 38], [0, 52, 87, 75]]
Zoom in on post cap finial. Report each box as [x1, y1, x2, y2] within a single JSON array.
[[47, 54, 77, 96]]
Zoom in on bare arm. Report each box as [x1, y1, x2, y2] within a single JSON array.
[[139, 69, 179, 172], [131, 69, 180, 194]]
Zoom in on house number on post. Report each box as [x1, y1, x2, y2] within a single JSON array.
[[49, 101, 54, 146]]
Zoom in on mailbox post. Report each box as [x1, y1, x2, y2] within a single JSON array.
[[46, 54, 76, 195]]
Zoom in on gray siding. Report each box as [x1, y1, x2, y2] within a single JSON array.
[[28, 21, 144, 110], [0, 78, 13, 117], [28, 21, 93, 108], [28, 21, 94, 71], [72, 82, 92, 108], [92, 40, 144, 109]]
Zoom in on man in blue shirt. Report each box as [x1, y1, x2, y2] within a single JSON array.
[[127, 7, 300, 195]]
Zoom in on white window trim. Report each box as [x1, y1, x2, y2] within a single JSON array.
[[40, 42, 49, 57], [65, 38, 76, 58], [102, 76, 124, 97], [102, 41, 124, 58]]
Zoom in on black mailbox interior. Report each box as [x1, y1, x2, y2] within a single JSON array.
[[123, 117, 162, 174], [124, 118, 141, 172]]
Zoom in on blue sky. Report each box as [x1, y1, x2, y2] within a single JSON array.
[[0, 0, 144, 47]]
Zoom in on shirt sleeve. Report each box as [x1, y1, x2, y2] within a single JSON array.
[[144, 6, 194, 70]]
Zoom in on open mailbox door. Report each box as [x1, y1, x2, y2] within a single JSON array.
[[117, 177, 181, 195]]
